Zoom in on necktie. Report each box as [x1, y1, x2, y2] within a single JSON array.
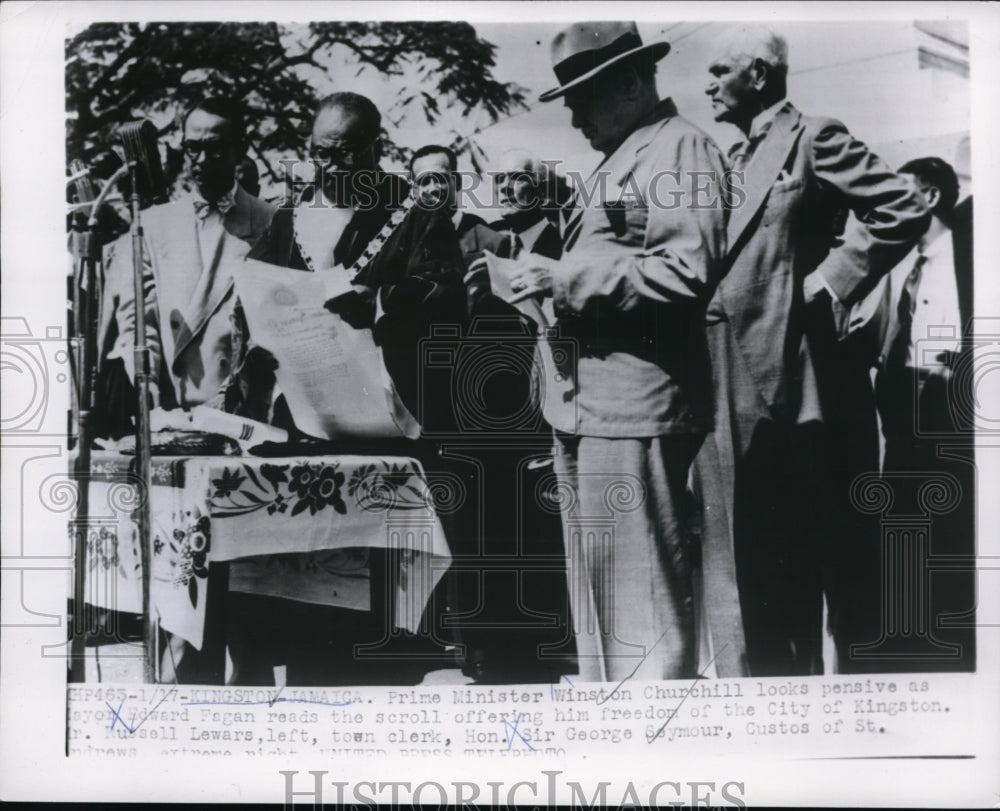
[[193, 192, 236, 221], [731, 119, 774, 171], [507, 232, 524, 260], [899, 253, 926, 325], [887, 252, 927, 369], [561, 190, 584, 251]]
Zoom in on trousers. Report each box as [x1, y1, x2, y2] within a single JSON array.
[[553, 432, 702, 682]]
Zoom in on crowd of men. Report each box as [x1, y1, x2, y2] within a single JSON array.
[[82, 22, 975, 685]]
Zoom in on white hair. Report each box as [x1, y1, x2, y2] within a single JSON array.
[[496, 147, 549, 185], [721, 24, 789, 79]]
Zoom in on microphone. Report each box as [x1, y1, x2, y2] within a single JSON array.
[[118, 119, 167, 203], [67, 159, 96, 228]]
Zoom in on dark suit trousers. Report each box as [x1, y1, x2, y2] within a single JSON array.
[[437, 441, 574, 683], [699, 303, 892, 678], [699, 320, 833, 677], [875, 367, 976, 672], [735, 419, 835, 677]]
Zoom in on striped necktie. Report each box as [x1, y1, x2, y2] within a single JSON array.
[[506, 231, 524, 259]]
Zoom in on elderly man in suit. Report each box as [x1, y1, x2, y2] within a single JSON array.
[[696, 25, 930, 677], [514, 22, 729, 681], [491, 148, 563, 261], [100, 97, 276, 683]]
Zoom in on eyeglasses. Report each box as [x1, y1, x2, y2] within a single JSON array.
[[182, 139, 230, 160], [309, 142, 372, 167]]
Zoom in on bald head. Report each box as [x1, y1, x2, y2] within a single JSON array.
[[706, 25, 789, 133], [494, 148, 549, 225], [309, 92, 381, 201], [497, 148, 548, 183]]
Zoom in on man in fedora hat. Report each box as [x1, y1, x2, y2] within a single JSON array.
[[508, 22, 730, 681]]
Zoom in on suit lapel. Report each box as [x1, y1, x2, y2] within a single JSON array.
[[726, 104, 803, 253], [173, 187, 256, 366], [564, 99, 677, 253], [561, 202, 584, 251], [951, 201, 973, 329], [563, 138, 615, 252], [534, 222, 562, 260], [147, 202, 203, 370]]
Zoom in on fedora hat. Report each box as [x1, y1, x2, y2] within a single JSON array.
[[539, 22, 670, 102]]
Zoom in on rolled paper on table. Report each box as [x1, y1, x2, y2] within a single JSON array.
[[150, 406, 288, 452]]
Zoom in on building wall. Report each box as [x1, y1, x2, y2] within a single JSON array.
[[472, 21, 970, 197]]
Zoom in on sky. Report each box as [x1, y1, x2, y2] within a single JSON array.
[[464, 20, 968, 175], [64, 17, 971, 201]]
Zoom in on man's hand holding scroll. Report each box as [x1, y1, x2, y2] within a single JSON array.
[[507, 253, 558, 303], [323, 283, 376, 330]]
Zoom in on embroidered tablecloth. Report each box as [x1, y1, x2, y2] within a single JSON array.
[[77, 453, 451, 648]]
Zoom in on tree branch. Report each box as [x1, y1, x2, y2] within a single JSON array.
[[264, 31, 330, 72], [87, 25, 154, 103]]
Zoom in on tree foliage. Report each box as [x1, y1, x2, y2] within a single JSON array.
[[66, 21, 527, 192]]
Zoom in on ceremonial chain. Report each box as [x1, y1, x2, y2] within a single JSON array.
[[291, 193, 416, 279]]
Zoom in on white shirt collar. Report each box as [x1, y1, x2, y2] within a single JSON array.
[[921, 227, 951, 261], [516, 217, 549, 251], [452, 209, 464, 230], [192, 180, 239, 208], [749, 98, 788, 141]]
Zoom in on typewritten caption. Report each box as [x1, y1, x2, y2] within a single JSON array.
[[65, 674, 973, 759]]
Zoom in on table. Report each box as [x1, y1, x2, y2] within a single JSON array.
[[77, 452, 451, 650]]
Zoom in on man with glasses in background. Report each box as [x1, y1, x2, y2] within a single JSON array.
[[99, 96, 276, 684]]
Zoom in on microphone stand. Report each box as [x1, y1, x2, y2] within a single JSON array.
[[125, 160, 157, 684], [67, 162, 133, 684], [68, 171, 101, 683]]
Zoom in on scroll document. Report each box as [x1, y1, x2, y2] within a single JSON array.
[[231, 258, 420, 440]]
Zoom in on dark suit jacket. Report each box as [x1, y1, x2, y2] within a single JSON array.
[[238, 172, 468, 429], [952, 195, 974, 328], [531, 221, 563, 261], [848, 195, 973, 372], [249, 173, 411, 271], [712, 102, 930, 423], [486, 217, 563, 261], [455, 211, 505, 259]]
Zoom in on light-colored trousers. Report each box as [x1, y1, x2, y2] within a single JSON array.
[[553, 433, 701, 682]]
